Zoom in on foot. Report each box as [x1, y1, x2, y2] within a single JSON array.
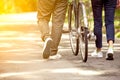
[[49, 54, 62, 59], [43, 38, 52, 59], [91, 50, 103, 57], [106, 48, 114, 60]]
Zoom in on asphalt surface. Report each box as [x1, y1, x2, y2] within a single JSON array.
[[0, 13, 120, 80]]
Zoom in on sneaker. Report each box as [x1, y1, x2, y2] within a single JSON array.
[[91, 50, 103, 57], [49, 54, 62, 60], [106, 48, 114, 60], [43, 38, 52, 59]]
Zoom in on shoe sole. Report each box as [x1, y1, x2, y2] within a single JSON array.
[[106, 53, 114, 60], [43, 39, 52, 59]]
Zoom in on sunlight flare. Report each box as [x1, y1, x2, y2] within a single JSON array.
[[50, 68, 103, 76]]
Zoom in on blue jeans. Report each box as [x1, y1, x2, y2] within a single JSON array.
[[91, 0, 117, 48]]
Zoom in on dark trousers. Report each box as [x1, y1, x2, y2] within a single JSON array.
[[91, 0, 117, 48]]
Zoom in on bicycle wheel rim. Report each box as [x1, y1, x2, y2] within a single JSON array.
[[68, 3, 79, 56], [78, 2, 88, 62], [79, 28, 88, 62]]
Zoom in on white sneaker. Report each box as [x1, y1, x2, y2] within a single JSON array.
[[91, 50, 103, 57], [43, 38, 52, 59], [106, 48, 114, 60], [49, 54, 62, 60]]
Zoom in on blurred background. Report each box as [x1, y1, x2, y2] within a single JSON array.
[[0, 0, 37, 14], [0, 0, 120, 38]]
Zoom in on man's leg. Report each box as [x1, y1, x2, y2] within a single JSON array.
[[37, 0, 55, 59], [37, 0, 56, 41], [50, 0, 68, 55]]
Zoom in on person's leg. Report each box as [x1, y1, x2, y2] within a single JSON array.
[[104, 0, 117, 60], [50, 0, 68, 56], [37, 0, 55, 59], [37, 0, 55, 41], [91, 0, 103, 57]]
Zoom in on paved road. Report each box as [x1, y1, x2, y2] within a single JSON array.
[[0, 13, 120, 80]]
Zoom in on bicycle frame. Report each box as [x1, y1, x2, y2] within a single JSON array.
[[69, 0, 88, 28]]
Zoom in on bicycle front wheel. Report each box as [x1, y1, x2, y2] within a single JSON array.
[[78, 2, 88, 62], [68, 3, 79, 56]]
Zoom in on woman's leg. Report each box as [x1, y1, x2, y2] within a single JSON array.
[[91, 0, 103, 50], [91, 0, 103, 57], [104, 0, 117, 60], [51, 0, 68, 55]]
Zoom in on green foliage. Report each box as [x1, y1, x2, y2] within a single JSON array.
[[115, 8, 120, 38], [115, 32, 120, 38]]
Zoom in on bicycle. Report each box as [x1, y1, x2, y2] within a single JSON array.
[[68, 0, 89, 62]]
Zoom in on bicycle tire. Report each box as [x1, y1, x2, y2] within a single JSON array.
[[78, 2, 88, 62], [68, 3, 79, 56]]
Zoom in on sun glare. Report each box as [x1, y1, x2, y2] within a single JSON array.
[[50, 68, 103, 76]]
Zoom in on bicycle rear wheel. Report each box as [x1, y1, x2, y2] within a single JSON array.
[[68, 3, 79, 56], [78, 2, 88, 62]]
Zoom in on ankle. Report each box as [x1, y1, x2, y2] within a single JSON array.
[[108, 46, 113, 49], [108, 40, 113, 49]]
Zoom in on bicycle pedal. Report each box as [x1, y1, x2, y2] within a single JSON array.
[[87, 33, 96, 41]]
